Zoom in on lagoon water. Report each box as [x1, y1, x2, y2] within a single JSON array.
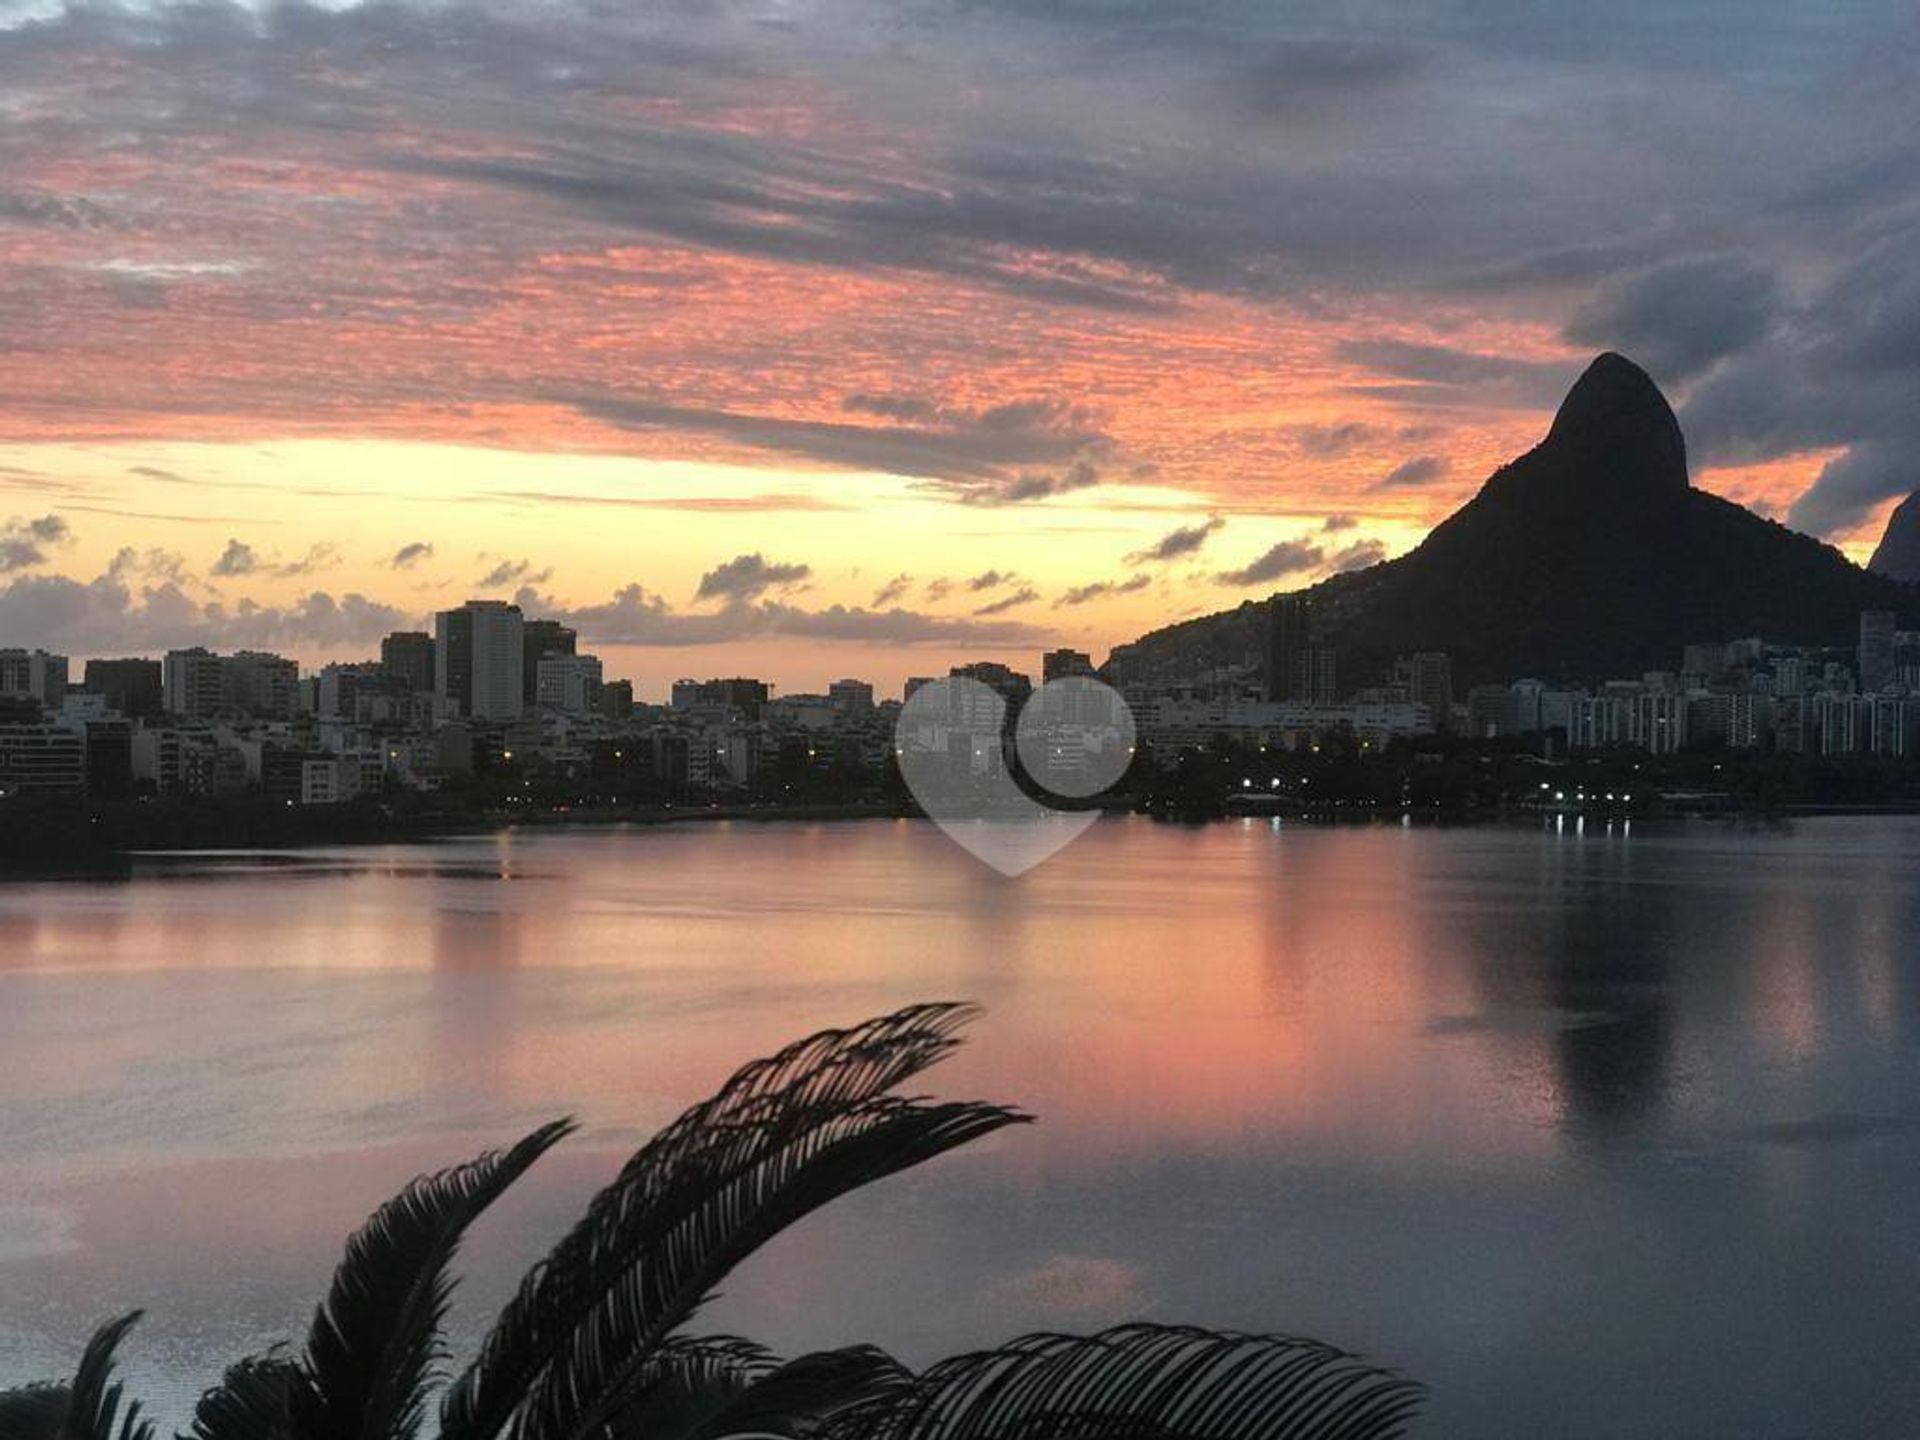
[[5, 816, 1920, 1439]]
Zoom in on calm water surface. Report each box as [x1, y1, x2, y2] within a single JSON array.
[[4, 816, 1920, 1439]]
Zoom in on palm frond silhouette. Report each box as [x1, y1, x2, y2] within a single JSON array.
[[0, 1004, 1421, 1440], [0, 1310, 153, 1440]]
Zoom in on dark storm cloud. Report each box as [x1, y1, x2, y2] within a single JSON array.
[[1564, 256, 1781, 383], [1680, 229, 1920, 534]]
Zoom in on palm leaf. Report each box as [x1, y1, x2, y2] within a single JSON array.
[[296, 1119, 576, 1440], [580, 1337, 771, 1440], [0, 1386, 72, 1440], [814, 1325, 1423, 1440], [185, 1352, 306, 1440], [442, 1003, 1027, 1440], [689, 1346, 914, 1440], [0, 1312, 152, 1440]]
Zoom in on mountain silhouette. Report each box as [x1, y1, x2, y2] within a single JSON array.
[[1869, 490, 1920, 584], [1111, 353, 1918, 690]]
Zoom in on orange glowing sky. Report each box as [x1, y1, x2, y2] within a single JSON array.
[[1, 0, 1914, 694]]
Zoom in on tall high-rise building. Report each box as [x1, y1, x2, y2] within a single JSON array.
[[1265, 596, 1311, 702], [380, 631, 436, 693], [828, 678, 875, 715], [536, 653, 603, 715], [227, 651, 300, 717], [163, 648, 230, 718], [597, 678, 635, 721], [0, 649, 68, 711], [435, 600, 525, 720], [1860, 609, 1897, 692], [1400, 652, 1453, 730], [1042, 648, 1096, 683], [83, 658, 163, 718], [522, 619, 578, 704]]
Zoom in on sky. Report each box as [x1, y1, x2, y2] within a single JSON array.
[[0, 0, 1916, 697]]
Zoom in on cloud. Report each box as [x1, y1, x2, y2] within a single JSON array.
[[990, 454, 1106, 504], [536, 583, 1048, 648], [567, 391, 1117, 504], [967, 569, 1021, 592], [843, 393, 940, 423], [1321, 513, 1359, 532], [391, 541, 434, 568], [1216, 540, 1325, 587], [1564, 255, 1780, 382], [1288, 423, 1378, 458], [1127, 515, 1224, 565], [277, 543, 338, 577], [210, 538, 261, 578], [973, 585, 1039, 615], [871, 572, 913, 606], [1373, 455, 1451, 490], [477, 557, 552, 589], [3, 0, 1919, 547], [1225, 40, 1431, 122], [694, 552, 813, 603], [0, 564, 411, 655], [0, 513, 72, 573], [1679, 230, 1920, 536], [1328, 538, 1388, 572], [479, 490, 853, 515], [1056, 573, 1152, 606], [0, 188, 110, 229], [208, 537, 339, 580], [1338, 340, 1574, 409]]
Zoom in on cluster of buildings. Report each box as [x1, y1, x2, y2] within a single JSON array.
[[1458, 614, 1920, 758], [1108, 596, 1920, 760], [0, 599, 1120, 805], [8, 590, 1920, 806]]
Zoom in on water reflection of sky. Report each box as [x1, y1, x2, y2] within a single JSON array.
[[4, 818, 1920, 1438]]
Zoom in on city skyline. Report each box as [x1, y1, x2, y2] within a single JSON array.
[[4, 2, 1920, 693]]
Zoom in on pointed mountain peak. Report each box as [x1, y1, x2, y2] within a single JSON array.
[[1869, 489, 1920, 583], [1534, 351, 1688, 498]]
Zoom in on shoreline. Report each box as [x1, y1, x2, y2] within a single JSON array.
[[7, 797, 1918, 879]]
